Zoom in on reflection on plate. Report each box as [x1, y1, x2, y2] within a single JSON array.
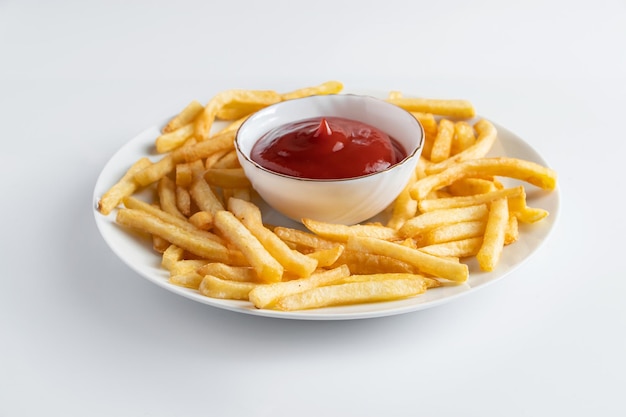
[[93, 105, 560, 320]]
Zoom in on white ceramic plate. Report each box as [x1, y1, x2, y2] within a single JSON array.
[[93, 102, 560, 320]]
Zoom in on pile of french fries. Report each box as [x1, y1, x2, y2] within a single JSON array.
[[97, 81, 558, 311]]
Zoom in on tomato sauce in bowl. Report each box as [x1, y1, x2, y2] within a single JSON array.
[[250, 116, 407, 179]]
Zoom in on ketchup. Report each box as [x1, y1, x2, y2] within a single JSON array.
[[250, 117, 407, 179]]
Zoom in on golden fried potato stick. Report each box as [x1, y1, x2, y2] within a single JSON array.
[[162, 100, 204, 133], [248, 265, 350, 309], [410, 157, 558, 201], [302, 218, 400, 242], [195, 89, 281, 141], [175, 185, 191, 217], [430, 119, 455, 163], [210, 150, 240, 169], [178, 130, 235, 163], [204, 168, 251, 189], [273, 227, 338, 250], [417, 186, 525, 212], [505, 214, 519, 245], [116, 208, 231, 262], [189, 175, 224, 215], [168, 259, 209, 289], [228, 198, 318, 278], [188, 211, 213, 230], [155, 123, 195, 153], [161, 245, 185, 270], [214, 210, 284, 283], [451, 121, 476, 155], [417, 220, 487, 247], [158, 176, 186, 220], [387, 97, 475, 118], [399, 204, 489, 238], [199, 275, 259, 300], [447, 177, 500, 196], [280, 80, 344, 101], [426, 119, 498, 173], [306, 245, 345, 268], [273, 276, 431, 311], [216, 104, 268, 121], [477, 198, 509, 271], [197, 263, 259, 282], [347, 236, 468, 282], [331, 250, 418, 275], [419, 237, 484, 258], [97, 157, 152, 215]]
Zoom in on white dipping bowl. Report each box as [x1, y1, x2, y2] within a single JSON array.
[[235, 94, 424, 225]]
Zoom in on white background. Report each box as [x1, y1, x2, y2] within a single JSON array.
[[1, 0, 625, 416]]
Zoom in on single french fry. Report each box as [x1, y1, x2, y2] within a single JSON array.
[[477, 198, 509, 271], [216, 103, 268, 121], [302, 218, 400, 242], [204, 168, 251, 189], [346, 236, 468, 282], [417, 220, 487, 247], [419, 237, 484, 258], [170, 272, 204, 289], [399, 204, 489, 238], [274, 227, 338, 250], [116, 208, 231, 262], [97, 157, 152, 215], [306, 245, 345, 268], [168, 259, 209, 289], [505, 214, 519, 245], [175, 185, 192, 217], [179, 130, 236, 163], [417, 186, 524, 212], [155, 123, 195, 153], [228, 198, 318, 278], [273, 276, 431, 311], [387, 97, 475, 118], [162, 100, 204, 133], [429, 119, 455, 163], [199, 275, 258, 300], [158, 176, 186, 219], [210, 150, 240, 169], [331, 250, 418, 275], [410, 157, 558, 201], [248, 265, 350, 309], [451, 121, 476, 155], [161, 244, 185, 270], [189, 175, 224, 215], [197, 263, 259, 282], [188, 211, 213, 230], [447, 177, 500, 196], [214, 210, 284, 283], [280, 80, 344, 101]]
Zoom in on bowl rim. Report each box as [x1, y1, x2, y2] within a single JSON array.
[[234, 93, 425, 183]]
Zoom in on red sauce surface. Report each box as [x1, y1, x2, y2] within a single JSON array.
[[250, 117, 407, 179]]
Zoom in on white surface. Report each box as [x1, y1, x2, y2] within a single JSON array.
[[94, 116, 559, 320], [1, 0, 625, 416]]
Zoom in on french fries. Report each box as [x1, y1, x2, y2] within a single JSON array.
[[96, 82, 558, 312]]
